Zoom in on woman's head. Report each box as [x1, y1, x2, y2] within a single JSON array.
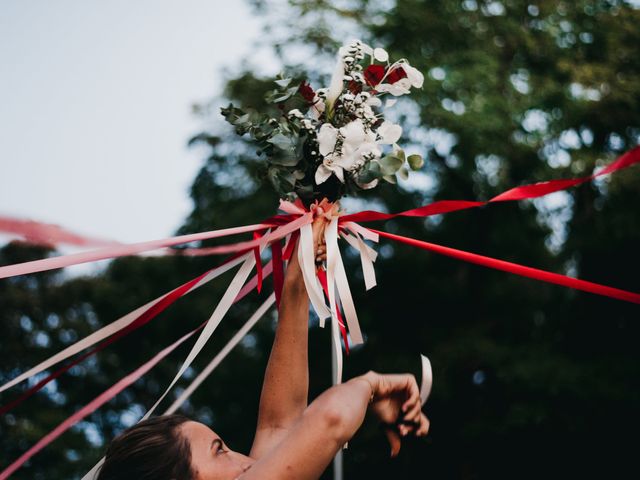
[[97, 414, 253, 480]]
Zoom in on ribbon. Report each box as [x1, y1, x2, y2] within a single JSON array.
[[2, 295, 277, 480], [253, 229, 267, 293], [340, 230, 378, 291], [0, 324, 200, 480], [324, 217, 341, 331], [372, 228, 640, 304], [331, 234, 364, 344], [297, 222, 331, 324], [0, 223, 268, 279], [317, 267, 350, 354], [419, 354, 432, 406], [0, 215, 121, 248], [82, 291, 284, 480], [141, 253, 256, 419], [271, 239, 285, 308], [0, 254, 247, 397], [164, 293, 276, 414], [342, 146, 640, 223], [177, 212, 312, 257]]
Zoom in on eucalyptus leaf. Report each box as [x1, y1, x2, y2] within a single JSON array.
[[278, 171, 296, 189], [274, 78, 292, 88], [233, 113, 251, 125], [379, 155, 404, 175], [271, 86, 300, 103], [270, 153, 300, 167], [357, 160, 382, 183], [267, 133, 297, 152], [408, 154, 424, 170], [382, 174, 397, 184]]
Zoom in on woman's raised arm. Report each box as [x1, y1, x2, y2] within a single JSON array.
[[249, 211, 328, 459]]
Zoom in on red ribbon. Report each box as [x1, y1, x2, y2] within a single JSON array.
[[342, 146, 640, 223], [271, 239, 284, 309], [316, 266, 350, 354], [372, 228, 640, 305], [0, 250, 271, 416], [253, 230, 265, 293]]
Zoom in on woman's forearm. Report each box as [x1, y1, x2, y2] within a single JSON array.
[[242, 375, 374, 479], [254, 249, 309, 432]]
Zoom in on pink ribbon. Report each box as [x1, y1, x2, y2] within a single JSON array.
[[0, 223, 269, 279], [0, 325, 199, 480]]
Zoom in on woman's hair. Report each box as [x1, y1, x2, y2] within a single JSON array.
[[96, 414, 196, 480]]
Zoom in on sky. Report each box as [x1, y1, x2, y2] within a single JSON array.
[[0, 0, 271, 255]]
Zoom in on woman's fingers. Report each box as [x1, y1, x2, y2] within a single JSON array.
[[401, 375, 421, 414], [383, 426, 402, 458], [416, 413, 430, 436], [315, 245, 327, 264]]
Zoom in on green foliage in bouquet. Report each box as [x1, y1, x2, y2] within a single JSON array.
[[221, 40, 425, 205]]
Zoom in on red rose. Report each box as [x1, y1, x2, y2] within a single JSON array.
[[364, 64, 386, 87], [298, 81, 316, 102], [364, 64, 408, 88], [385, 66, 407, 84]]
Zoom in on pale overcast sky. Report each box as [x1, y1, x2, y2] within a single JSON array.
[[0, 0, 272, 249]]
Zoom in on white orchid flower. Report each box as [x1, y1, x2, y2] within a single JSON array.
[[315, 153, 345, 184], [315, 123, 349, 184], [377, 121, 403, 145], [402, 63, 424, 88], [375, 61, 424, 96], [317, 123, 338, 156], [341, 119, 376, 148], [315, 120, 382, 185], [377, 77, 413, 96]]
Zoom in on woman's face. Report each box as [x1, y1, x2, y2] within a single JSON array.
[[179, 421, 254, 479]]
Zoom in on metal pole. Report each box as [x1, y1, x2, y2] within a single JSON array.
[[331, 327, 343, 480]]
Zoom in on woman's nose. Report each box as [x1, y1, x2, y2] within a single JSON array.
[[230, 451, 254, 471]]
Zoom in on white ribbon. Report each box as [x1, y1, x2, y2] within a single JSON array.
[[340, 231, 378, 262], [297, 222, 331, 325], [342, 220, 379, 242], [164, 293, 276, 415], [419, 354, 433, 406], [323, 217, 344, 388], [81, 458, 104, 480], [330, 296, 343, 387], [0, 254, 247, 395], [324, 218, 340, 325], [142, 252, 256, 419], [340, 231, 378, 291]]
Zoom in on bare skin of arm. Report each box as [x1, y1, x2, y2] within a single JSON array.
[[241, 371, 430, 480], [249, 211, 328, 459], [246, 205, 429, 477]]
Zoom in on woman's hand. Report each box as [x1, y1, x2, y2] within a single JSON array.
[[312, 207, 328, 265], [362, 371, 430, 457]]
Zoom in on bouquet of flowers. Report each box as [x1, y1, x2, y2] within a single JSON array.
[[221, 39, 425, 204]]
